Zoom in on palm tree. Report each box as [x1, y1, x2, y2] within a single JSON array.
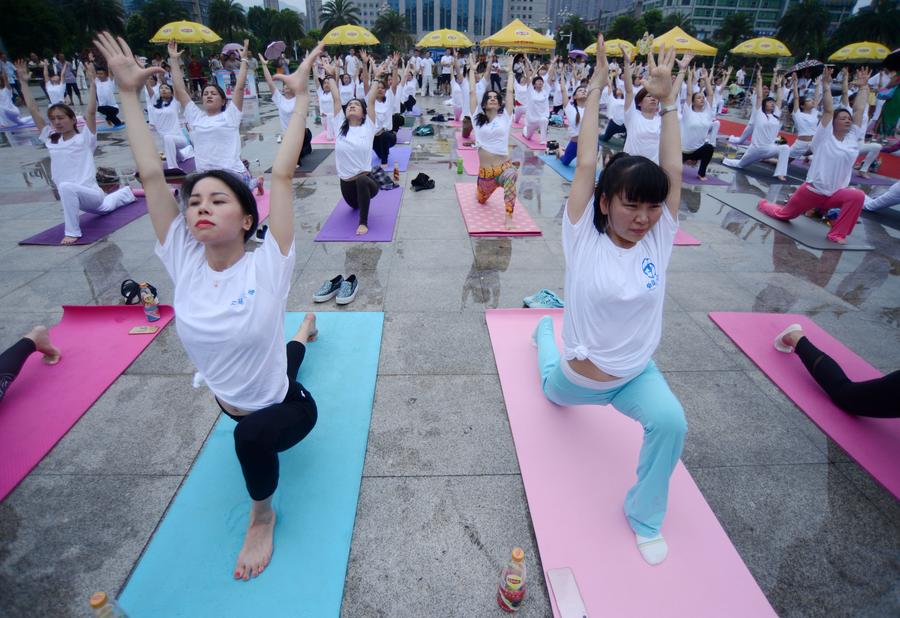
[[661, 12, 696, 37], [607, 15, 640, 42], [777, 0, 830, 59], [209, 0, 248, 41], [320, 0, 361, 33], [248, 6, 277, 41], [139, 0, 189, 34], [67, 0, 125, 44], [713, 12, 754, 53], [271, 9, 305, 48], [372, 9, 411, 53]]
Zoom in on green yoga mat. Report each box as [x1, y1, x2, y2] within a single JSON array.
[[120, 311, 383, 617]]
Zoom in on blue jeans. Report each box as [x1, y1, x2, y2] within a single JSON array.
[[534, 317, 687, 537]]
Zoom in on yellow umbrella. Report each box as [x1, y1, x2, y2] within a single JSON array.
[[651, 27, 717, 56], [828, 41, 890, 63], [730, 37, 791, 57], [150, 20, 221, 44], [416, 29, 473, 49], [585, 39, 635, 57], [481, 19, 555, 50], [323, 24, 379, 46]]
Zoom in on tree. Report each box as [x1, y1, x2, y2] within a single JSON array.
[[829, 0, 900, 50], [660, 12, 696, 37], [247, 6, 277, 41], [66, 0, 126, 49], [713, 12, 754, 53], [607, 15, 640, 42], [271, 9, 305, 48], [638, 8, 663, 36], [0, 0, 67, 57], [556, 15, 593, 54], [320, 0, 361, 33], [139, 0, 189, 35], [372, 9, 412, 54], [209, 0, 248, 42], [777, 0, 830, 59]]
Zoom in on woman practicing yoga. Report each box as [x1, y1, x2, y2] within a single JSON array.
[[522, 61, 552, 145], [599, 79, 626, 143], [722, 70, 789, 181], [326, 56, 380, 235], [16, 59, 136, 244], [774, 324, 899, 418], [757, 67, 869, 245], [534, 35, 687, 566], [147, 82, 190, 170], [42, 60, 67, 106], [259, 54, 312, 165], [556, 80, 588, 167], [788, 72, 821, 160], [168, 39, 263, 193], [0, 326, 60, 404], [468, 53, 518, 223], [0, 68, 31, 128], [94, 31, 325, 581], [681, 66, 716, 181]]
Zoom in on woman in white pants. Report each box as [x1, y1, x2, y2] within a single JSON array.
[[147, 83, 189, 170], [722, 71, 789, 181], [317, 72, 337, 140], [523, 62, 553, 145], [864, 179, 900, 212], [788, 72, 821, 159], [15, 60, 135, 244]]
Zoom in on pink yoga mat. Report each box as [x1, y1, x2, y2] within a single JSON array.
[[709, 312, 899, 500], [512, 131, 546, 150], [485, 309, 776, 617], [311, 130, 334, 145], [448, 120, 462, 128], [454, 183, 541, 237], [0, 305, 174, 501], [461, 149, 480, 176], [674, 228, 701, 246], [255, 191, 271, 222], [455, 132, 476, 151], [315, 188, 403, 242]]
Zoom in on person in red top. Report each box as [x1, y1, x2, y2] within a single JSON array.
[[187, 55, 206, 97]]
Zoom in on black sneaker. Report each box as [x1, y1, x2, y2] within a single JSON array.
[[335, 274, 358, 305], [313, 275, 343, 302]]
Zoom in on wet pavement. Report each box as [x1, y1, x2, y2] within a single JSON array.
[[0, 91, 898, 617]]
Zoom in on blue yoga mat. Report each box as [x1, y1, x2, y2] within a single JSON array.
[[120, 311, 383, 617], [538, 153, 600, 182]]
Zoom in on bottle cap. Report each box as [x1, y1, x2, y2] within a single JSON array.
[[89, 592, 108, 608], [511, 547, 525, 561]]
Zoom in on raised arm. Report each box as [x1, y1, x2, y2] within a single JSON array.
[[568, 33, 608, 224], [258, 53, 277, 95], [852, 67, 871, 128], [754, 68, 763, 109], [704, 67, 715, 106], [366, 64, 380, 123], [268, 42, 324, 255], [42, 60, 50, 85], [93, 32, 176, 244], [505, 56, 515, 115], [812, 75, 822, 107], [232, 40, 251, 111], [840, 68, 850, 109], [622, 47, 635, 110], [167, 41, 191, 107], [719, 66, 731, 92], [14, 60, 46, 131], [467, 52, 478, 115], [324, 62, 342, 113], [389, 54, 400, 95], [672, 53, 693, 108], [819, 66, 834, 127], [84, 63, 97, 133], [773, 72, 784, 110], [559, 69, 570, 110], [791, 72, 800, 112], [643, 45, 681, 218]]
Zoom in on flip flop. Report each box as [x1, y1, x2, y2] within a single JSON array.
[[773, 323, 804, 353]]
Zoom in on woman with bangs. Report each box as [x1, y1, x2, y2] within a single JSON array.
[[533, 35, 688, 566], [146, 82, 191, 171]]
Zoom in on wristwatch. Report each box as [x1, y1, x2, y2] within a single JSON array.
[[659, 103, 678, 116]]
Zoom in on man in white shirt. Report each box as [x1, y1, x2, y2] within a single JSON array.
[[95, 66, 123, 126], [736, 67, 746, 88], [439, 49, 453, 95], [344, 49, 358, 80], [409, 49, 422, 93], [420, 53, 435, 97]]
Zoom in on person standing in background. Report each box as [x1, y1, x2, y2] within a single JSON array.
[[420, 52, 435, 97]]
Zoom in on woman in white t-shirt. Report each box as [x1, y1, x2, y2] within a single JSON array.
[[324, 56, 381, 236], [522, 63, 553, 145], [788, 72, 821, 159], [680, 67, 716, 180], [450, 58, 465, 122], [169, 39, 264, 193], [42, 60, 67, 106], [316, 69, 337, 140], [534, 37, 687, 566], [259, 54, 312, 165], [722, 71, 790, 180], [147, 83, 191, 170], [599, 80, 626, 143], [338, 72, 356, 105], [94, 66, 123, 127], [15, 59, 136, 244], [512, 72, 529, 126], [360, 54, 401, 166], [556, 81, 589, 167], [0, 69, 31, 128], [469, 54, 518, 222], [758, 67, 870, 245], [97, 33, 326, 582]]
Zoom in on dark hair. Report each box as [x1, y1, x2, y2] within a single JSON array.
[[203, 84, 228, 112], [635, 88, 654, 110], [475, 90, 504, 127], [531, 75, 543, 87], [153, 85, 174, 109], [761, 96, 776, 114], [339, 98, 368, 136], [797, 95, 809, 109], [181, 170, 258, 241], [833, 107, 853, 123], [46, 103, 79, 143], [592, 153, 669, 235]]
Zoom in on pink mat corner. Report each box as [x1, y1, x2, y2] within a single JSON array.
[[310, 130, 335, 145], [0, 305, 174, 501], [512, 131, 546, 150], [454, 183, 541, 237], [709, 311, 898, 499], [255, 191, 271, 221], [485, 309, 776, 617], [460, 149, 480, 176], [455, 132, 476, 151], [674, 228, 701, 246], [448, 119, 462, 127]]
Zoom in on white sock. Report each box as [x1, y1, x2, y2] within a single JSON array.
[[635, 533, 668, 565]]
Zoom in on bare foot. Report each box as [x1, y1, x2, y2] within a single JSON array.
[[858, 171, 870, 178], [60, 236, 78, 245], [26, 326, 60, 364], [829, 236, 848, 245], [776, 175, 787, 182], [781, 327, 805, 349], [697, 175, 706, 181], [234, 501, 276, 581], [356, 224, 368, 235], [293, 313, 318, 344], [256, 177, 265, 196]]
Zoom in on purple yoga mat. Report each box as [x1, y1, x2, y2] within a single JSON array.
[[682, 166, 729, 186], [19, 197, 148, 246], [396, 127, 413, 144], [371, 146, 412, 172], [315, 188, 403, 242]]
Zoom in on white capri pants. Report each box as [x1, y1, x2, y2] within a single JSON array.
[[857, 142, 882, 174], [58, 182, 135, 238], [322, 112, 336, 140], [788, 138, 813, 159], [161, 132, 190, 170], [706, 119, 720, 145], [421, 73, 435, 97], [524, 117, 548, 143], [734, 143, 791, 178], [864, 179, 900, 212]]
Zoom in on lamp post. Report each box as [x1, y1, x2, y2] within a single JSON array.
[[559, 8, 574, 52]]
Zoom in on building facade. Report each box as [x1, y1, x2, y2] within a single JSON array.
[[306, 0, 322, 29], [508, 0, 550, 33], [264, 0, 281, 10], [378, 0, 511, 41]]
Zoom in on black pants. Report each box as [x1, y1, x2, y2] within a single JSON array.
[[490, 74, 502, 91], [221, 341, 318, 501], [340, 174, 380, 226], [10, 80, 23, 105], [65, 82, 82, 104], [373, 130, 397, 165], [600, 120, 625, 142], [297, 128, 313, 165], [401, 95, 416, 113], [391, 112, 404, 133], [0, 338, 35, 403], [682, 143, 715, 178], [795, 337, 899, 418], [97, 105, 123, 126]]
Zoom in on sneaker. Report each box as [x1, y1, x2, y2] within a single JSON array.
[[179, 145, 194, 160], [335, 274, 358, 305], [523, 289, 565, 309], [253, 224, 268, 244], [313, 275, 343, 302], [721, 157, 739, 168]]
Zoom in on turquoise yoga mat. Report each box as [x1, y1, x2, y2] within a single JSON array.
[[538, 153, 600, 182], [120, 311, 384, 617]]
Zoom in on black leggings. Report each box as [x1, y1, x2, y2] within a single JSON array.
[[297, 128, 313, 165], [221, 341, 318, 501], [65, 82, 82, 103], [600, 119, 625, 142], [682, 143, 715, 178], [400, 95, 416, 113], [340, 174, 380, 226], [490, 74, 502, 92], [795, 337, 899, 418], [97, 105, 123, 126], [373, 130, 397, 165], [0, 338, 35, 403]]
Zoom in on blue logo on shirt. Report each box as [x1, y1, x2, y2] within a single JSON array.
[[231, 289, 256, 306], [642, 258, 658, 290]]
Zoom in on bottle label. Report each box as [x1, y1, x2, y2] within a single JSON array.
[[505, 574, 524, 590]]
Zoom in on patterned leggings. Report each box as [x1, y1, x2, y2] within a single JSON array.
[[476, 161, 518, 215]]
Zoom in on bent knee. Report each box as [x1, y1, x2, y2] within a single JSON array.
[[647, 404, 688, 436]]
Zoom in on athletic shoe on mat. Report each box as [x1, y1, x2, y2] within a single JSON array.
[[523, 289, 565, 309], [336, 275, 358, 305], [313, 275, 343, 302]]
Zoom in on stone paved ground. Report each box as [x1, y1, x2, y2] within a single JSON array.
[[0, 89, 898, 617]]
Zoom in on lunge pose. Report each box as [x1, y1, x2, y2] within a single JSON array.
[[522, 61, 553, 145], [94, 31, 325, 581], [534, 36, 687, 566], [146, 81, 190, 170], [259, 55, 312, 165], [681, 67, 716, 180], [722, 70, 789, 181], [788, 72, 821, 159], [95, 65, 123, 127]]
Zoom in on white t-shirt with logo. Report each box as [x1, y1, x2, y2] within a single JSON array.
[[334, 110, 376, 179], [40, 125, 99, 188], [806, 120, 863, 196], [184, 101, 245, 176], [624, 103, 661, 163], [562, 199, 677, 378], [155, 216, 296, 412]]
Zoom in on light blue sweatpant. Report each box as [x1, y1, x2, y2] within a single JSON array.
[[534, 317, 687, 537]]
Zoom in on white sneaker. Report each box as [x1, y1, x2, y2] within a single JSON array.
[[721, 157, 739, 168], [179, 145, 194, 160]]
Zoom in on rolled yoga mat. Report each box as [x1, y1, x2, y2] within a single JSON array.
[[485, 309, 777, 618], [709, 311, 900, 500], [370, 145, 412, 172], [120, 311, 383, 617], [708, 190, 874, 251], [19, 196, 149, 246], [315, 188, 403, 242], [310, 129, 335, 145], [0, 305, 174, 501], [454, 182, 541, 237]]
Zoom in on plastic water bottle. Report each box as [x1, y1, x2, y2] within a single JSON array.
[[497, 547, 527, 612], [89, 592, 128, 617], [457, 157, 464, 174]]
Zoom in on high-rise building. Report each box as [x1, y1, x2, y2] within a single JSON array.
[[378, 0, 511, 42], [306, 0, 322, 29], [123, 0, 210, 22], [264, 0, 280, 10], [508, 0, 548, 32]]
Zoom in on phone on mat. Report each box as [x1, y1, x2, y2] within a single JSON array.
[[129, 325, 159, 335], [547, 567, 588, 618]]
